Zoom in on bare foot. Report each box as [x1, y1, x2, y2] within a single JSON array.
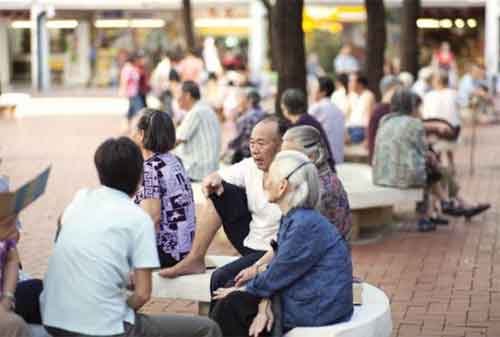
[[158, 257, 206, 278]]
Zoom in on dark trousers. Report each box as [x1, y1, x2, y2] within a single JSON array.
[[46, 313, 222, 337], [158, 249, 188, 268], [210, 291, 270, 337], [15, 278, 44, 324], [208, 181, 267, 305]]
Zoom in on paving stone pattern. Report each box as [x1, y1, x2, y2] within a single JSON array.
[[1, 116, 499, 337]]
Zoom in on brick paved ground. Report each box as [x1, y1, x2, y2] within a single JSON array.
[[1, 111, 499, 337]]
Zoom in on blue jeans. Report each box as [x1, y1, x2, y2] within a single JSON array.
[[127, 95, 146, 120], [347, 127, 366, 144]]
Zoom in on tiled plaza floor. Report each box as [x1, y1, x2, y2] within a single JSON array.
[[1, 114, 499, 337]]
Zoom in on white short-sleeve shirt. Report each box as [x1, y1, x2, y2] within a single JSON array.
[[422, 88, 461, 127], [219, 158, 282, 251], [41, 186, 160, 336]]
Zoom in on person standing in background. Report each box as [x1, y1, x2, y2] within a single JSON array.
[[119, 53, 144, 133]]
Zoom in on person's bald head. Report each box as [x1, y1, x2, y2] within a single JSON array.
[[250, 116, 288, 172]]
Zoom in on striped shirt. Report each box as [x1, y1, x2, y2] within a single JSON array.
[[175, 101, 221, 181]]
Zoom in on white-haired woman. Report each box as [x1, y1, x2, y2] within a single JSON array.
[[210, 151, 353, 337]]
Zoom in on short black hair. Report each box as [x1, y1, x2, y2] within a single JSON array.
[[258, 115, 289, 138], [356, 74, 369, 88], [318, 76, 335, 97], [336, 73, 349, 91], [247, 89, 261, 108], [182, 80, 201, 100], [137, 108, 176, 153], [208, 72, 218, 81], [281, 88, 307, 116], [94, 137, 144, 196], [169, 69, 180, 82]]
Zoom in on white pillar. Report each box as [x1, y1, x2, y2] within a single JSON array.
[[248, 0, 267, 82], [0, 19, 10, 92], [77, 21, 91, 85], [485, 0, 500, 76], [31, 4, 50, 91]]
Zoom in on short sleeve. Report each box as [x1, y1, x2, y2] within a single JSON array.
[[61, 189, 88, 224], [142, 162, 161, 200], [218, 158, 250, 187], [131, 214, 160, 269]]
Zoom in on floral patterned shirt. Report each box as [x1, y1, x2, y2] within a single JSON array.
[[135, 153, 195, 261], [372, 113, 428, 189], [318, 165, 352, 240]]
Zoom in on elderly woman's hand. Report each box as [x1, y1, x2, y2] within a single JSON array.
[[212, 286, 243, 300], [234, 265, 258, 287], [0, 215, 18, 241], [249, 298, 273, 337]]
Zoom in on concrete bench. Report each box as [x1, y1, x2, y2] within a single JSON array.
[[192, 163, 423, 241], [344, 144, 369, 164], [152, 255, 392, 337], [336, 163, 423, 240], [0, 93, 30, 119]]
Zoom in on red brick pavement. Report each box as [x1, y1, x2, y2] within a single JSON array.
[[2, 115, 500, 337]]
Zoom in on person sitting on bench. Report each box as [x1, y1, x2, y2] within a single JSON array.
[[210, 151, 353, 337], [159, 116, 287, 279], [40, 137, 221, 337]]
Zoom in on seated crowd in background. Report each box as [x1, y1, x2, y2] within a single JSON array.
[[372, 89, 489, 232], [3, 43, 497, 337]]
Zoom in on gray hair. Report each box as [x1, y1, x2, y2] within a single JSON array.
[[398, 71, 414, 89], [282, 126, 328, 168], [270, 150, 320, 210]]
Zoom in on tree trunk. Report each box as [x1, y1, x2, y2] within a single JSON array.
[[182, 0, 195, 53], [364, 0, 386, 100], [401, 0, 420, 78], [260, 0, 278, 72], [273, 0, 307, 115]]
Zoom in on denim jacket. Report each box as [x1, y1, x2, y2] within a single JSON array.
[[246, 208, 353, 331]]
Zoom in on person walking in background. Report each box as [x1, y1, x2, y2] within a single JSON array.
[[150, 53, 173, 112], [309, 76, 345, 164], [334, 44, 359, 75], [174, 81, 221, 182], [136, 51, 150, 110], [119, 53, 144, 133], [177, 50, 205, 84]]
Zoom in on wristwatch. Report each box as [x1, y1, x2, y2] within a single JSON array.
[[1, 291, 16, 310]]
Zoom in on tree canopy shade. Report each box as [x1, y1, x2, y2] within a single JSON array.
[[401, 0, 421, 78], [364, 0, 386, 100], [261, 0, 307, 115], [182, 0, 195, 53]]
